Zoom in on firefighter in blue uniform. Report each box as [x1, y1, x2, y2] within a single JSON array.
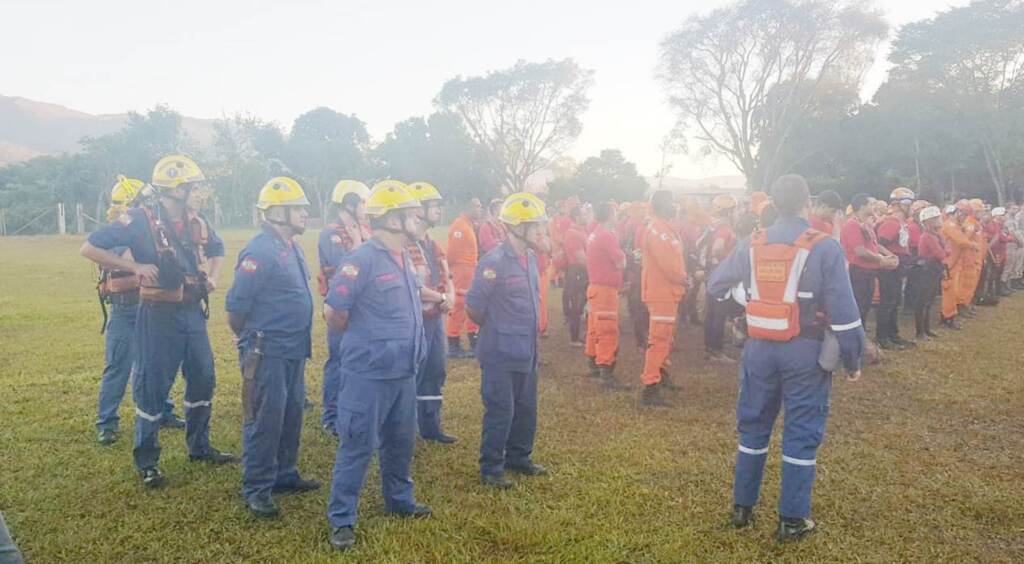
[[407, 182, 456, 443], [324, 181, 448, 551], [708, 174, 865, 541], [467, 192, 549, 490], [81, 155, 237, 488], [94, 176, 184, 445], [226, 177, 320, 518], [317, 180, 371, 436]]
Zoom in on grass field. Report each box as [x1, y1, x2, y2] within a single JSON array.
[[1, 229, 1022, 563]]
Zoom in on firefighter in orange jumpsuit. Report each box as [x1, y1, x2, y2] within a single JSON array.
[[447, 197, 483, 357], [958, 199, 986, 313], [639, 191, 687, 406], [940, 201, 976, 328], [584, 202, 627, 388]]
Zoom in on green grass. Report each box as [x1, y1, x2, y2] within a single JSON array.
[[1, 230, 1022, 562]]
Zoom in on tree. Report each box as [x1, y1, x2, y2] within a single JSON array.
[[436, 59, 594, 193], [886, 0, 1024, 204], [285, 107, 372, 217], [208, 114, 288, 225], [547, 149, 649, 203], [658, 0, 888, 190], [376, 112, 499, 204]]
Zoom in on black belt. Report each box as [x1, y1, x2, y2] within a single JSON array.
[[799, 327, 825, 341], [108, 293, 140, 306]]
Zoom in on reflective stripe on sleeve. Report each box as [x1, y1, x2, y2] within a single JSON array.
[[797, 291, 814, 299], [782, 455, 817, 466], [183, 400, 211, 409], [416, 396, 443, 401], [830, 319, 863, 332]]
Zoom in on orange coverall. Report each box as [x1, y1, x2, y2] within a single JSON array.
[[640, 217, 687, 386], [941, 219, 973, 319], [447, 213, 479, 338], [958, 217, 983, 306]]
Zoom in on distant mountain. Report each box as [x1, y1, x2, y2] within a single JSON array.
[[0, 95, 216, 167]]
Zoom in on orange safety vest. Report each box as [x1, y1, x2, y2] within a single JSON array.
[[745, 228, 828, 342]]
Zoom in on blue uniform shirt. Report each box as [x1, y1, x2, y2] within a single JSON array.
[[225, 224, 313, 360], [325, 238, 426, 380], [708, 216, 865, 372], [87, 205, 225, 276], [466, 239, 541, 371]]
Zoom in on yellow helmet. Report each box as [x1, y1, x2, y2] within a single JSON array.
[[969, 198, 986, 212], [256, 177, 310, 210], [111, 175, 144, 205], [499, 192, 548, 226], [712, 194, 738, 213], [409, 181, 443, 202], [331, 180, 370, 204], [889, 187, 916, 202], [151, 155, 205, 189], [365, 180, 421, 217]]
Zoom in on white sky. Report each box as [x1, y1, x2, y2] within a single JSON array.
[[3, 0, 969, 178]]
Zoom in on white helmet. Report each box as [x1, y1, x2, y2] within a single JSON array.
[[919, 206, 942, 222]]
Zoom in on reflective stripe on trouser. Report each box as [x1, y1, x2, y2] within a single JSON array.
[[132, 303, 215, 470], [641, 301, 678, 386], [321, 326, 344, 429], [941, 266, 960, 319], [585, 285, 620, 366], [447, 263, 479, 338], [242, 356, 305, 503], [416, 315, 448, 439], [479, 363, 538, 477], [327, 375, 417, 528], [733, 338, 832, 519]]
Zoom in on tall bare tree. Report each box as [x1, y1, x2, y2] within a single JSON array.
[[436, 59, 594, 193], [658, 0, 887, 190]]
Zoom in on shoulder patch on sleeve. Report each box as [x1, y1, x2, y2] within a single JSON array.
[[118, 213, 133, 226], [340, 263, 360, 279], [482, 267, 497, 280], [660, 233, 669, 241], [240, 257, 259, 273], [330, 234, 343, 244], [453, 230, 463, 239]]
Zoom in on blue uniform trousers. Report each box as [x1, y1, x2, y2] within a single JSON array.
[[327, 374, 417, 527], [416, 315, 447, 438], [96, 304, 177, 431], [733, 338, 832, 519], [241, 355, 305, 503], [321, 327, 343, 429], [131, 303, 215, 470], [479, 363, 538, 477]]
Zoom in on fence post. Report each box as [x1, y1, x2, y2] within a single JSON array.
[[76, 203, 85, 234], [57, 203, 66, 235]]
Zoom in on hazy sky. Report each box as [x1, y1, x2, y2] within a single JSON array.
[[4, 0, 969, 179]]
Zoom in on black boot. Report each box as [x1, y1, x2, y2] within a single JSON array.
[[659, 367, 681, 390], [447, 337, 467, 359], [914, 310, 927, 340], [730, 505, 754, 528], [598, 365, 628, 390], [586, 357, 600, 378], [641, 383, 671, 407], [776, 517, 817, 542], [467, 332, 479, 357], [923, 310, 939, 338]]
